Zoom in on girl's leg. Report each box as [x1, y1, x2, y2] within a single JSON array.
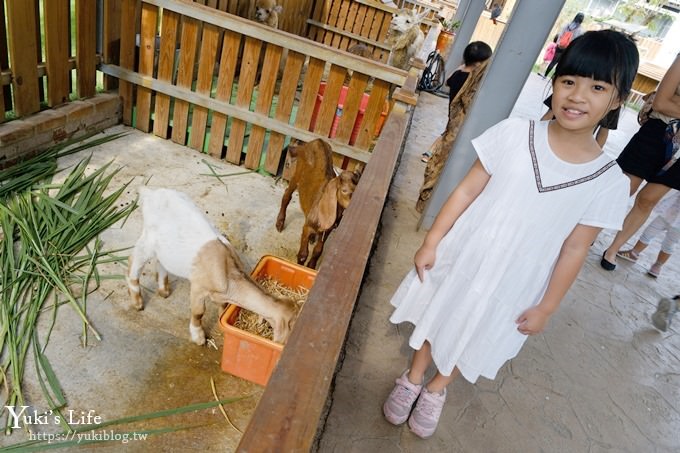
[[604, 182, 670, 264], [425, 368, 460, 393], [408, 341, 433, 384]]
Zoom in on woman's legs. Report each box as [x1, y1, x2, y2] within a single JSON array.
[[604, 182, 670, 264]]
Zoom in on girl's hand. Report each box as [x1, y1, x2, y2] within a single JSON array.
[[515, 306, 551, 335], [414, 244, 436, 282]]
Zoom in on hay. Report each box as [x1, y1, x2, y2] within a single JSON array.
[[233, 276, 309, 340]]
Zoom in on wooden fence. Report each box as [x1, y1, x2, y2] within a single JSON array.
[[101, 0, 411, 175], [0, 0, 98, 122]]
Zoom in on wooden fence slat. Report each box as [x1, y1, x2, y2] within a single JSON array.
[[293, 57, 325, 132], [119, 0, 138, 125], [76, 0, 97, 98], [226, 36, 261, 164], [335, 72, 368, 143], [171, 16, 200, 146], [34, 0, 45, 105], [43, 0, 70, 107], [354, 79, 389, 149], [103, 0, 121, 90], [370, 9, 387, 42], [244, 43, 283, 169], [188, 23, 220, 151], [207, 30, 240, 158], [152, 9, 180, 139], [264, 51, 305, 174], [331, 0, 351, 50], [314, 64, 346, 137], [309, 0, 328, 42], [360, 4, 376, 43], [341, 1, 360, 50], [5, 0, 40, 116], [323, 0, 343, 46], [135, 3, 158, 133], [0, 0, 11, 114]]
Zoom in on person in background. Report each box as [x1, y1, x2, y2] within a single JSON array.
[[421, 41, 492, 163], [540, 35, 558, 75], [384, 30, 638, 439], [601, 53, 680, 271], [543, 12, 585, 79], [615, 191, 680, 278]]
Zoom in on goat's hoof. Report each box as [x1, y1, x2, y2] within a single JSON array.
[[157, 287, 171, 298], [275, 219, 285, 232], [190, 324, 206, 345]]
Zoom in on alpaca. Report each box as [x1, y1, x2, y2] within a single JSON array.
[[386, 9, 426, 71]]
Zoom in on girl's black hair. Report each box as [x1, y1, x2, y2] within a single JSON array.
[[463, 41, 493, 65], [553, 30, 639, 101]]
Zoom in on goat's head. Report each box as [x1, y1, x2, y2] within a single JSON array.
[[309, 168, 361, 231], [268, 297, 298, 344], [389, 8, 426, 35], [254, 0, 283, 28]]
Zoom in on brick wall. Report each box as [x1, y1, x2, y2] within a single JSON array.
[[0, 92, 121, 169]]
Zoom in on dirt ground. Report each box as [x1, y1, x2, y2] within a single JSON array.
[[1, 126, 306, 451]]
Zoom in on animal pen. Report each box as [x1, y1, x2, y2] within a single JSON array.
[[0, 0, 440, 450]]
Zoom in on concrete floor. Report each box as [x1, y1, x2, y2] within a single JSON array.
[[2, 72, 678, 452], [319, 74, 680, 452]]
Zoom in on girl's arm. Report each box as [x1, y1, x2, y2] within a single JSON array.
[[652, 55, 680, 119], [415, 159, 490, 281], [516, 223, 601, 335]]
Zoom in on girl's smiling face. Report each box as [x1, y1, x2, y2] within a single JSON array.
[[551, 75, 620, 133]]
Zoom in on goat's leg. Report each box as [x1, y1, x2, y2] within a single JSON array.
[[189, 285, 209, 345], [156, 261, 171, 298], [276, 180, 297, 232], [127, 232, 154, 310], [307, 230, 329, 269], [297, 224, 313, 266]]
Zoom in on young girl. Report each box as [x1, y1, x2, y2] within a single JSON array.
[[383, 30, 639, 439]]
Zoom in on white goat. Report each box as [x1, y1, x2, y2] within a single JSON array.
[[386, 8, 426, 71], [126, 187, 297, 345]]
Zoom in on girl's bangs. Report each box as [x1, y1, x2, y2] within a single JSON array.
[[556, 46, 615, 84]]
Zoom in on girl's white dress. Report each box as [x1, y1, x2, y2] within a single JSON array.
[[390, 118, 630, 383]]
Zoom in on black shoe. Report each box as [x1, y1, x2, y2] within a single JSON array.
[[600, 252, 616, 271]]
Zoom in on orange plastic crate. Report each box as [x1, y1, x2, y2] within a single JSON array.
[[219, 255, 317, 386]]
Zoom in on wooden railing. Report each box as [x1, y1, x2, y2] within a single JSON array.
[[102, 0, 411, 174]]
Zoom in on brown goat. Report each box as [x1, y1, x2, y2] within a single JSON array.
[[276, 139, 361, 268]]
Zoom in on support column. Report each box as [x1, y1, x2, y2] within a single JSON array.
[[420, 0, 566, 229]]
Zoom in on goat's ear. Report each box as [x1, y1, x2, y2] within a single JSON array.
[[309, 178, 339, 231]]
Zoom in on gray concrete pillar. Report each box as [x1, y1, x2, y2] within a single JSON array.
[[444, 0, 485, 79], [420, 0, 566, 229]]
